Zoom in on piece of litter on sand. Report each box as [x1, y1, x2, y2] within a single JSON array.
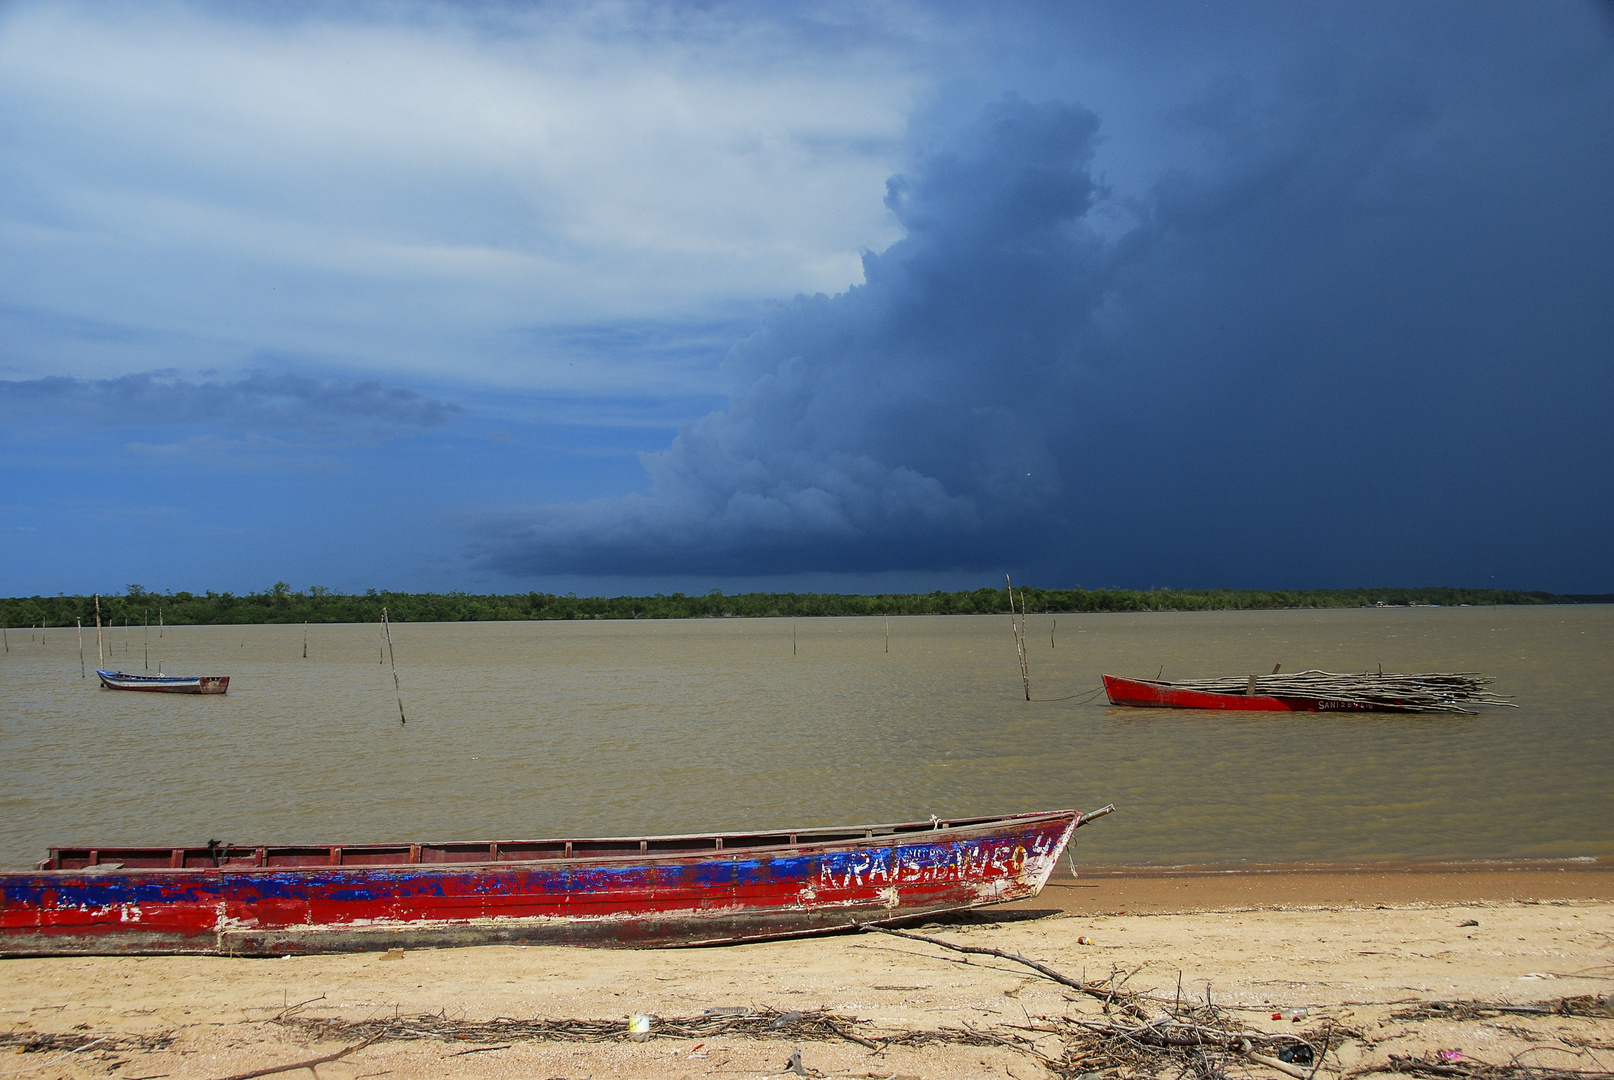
[[1279, 1044, 1316, 1066], [784, 1046, 810, 1077]]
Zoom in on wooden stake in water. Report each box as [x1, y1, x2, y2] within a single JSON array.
[[1006, 574, 1030, 701], [94, 594, 104, 669], [144, 613, 149, 670], [792, 621, 797, 656], [78, 619, 85, 678], [2, 624, 7, 653], [303, 621, 308, 660], [1020, 590, 1032, 700], [159, 606, 163, 638], [884, 616, 890, 654], [382, 608, 406, 725]]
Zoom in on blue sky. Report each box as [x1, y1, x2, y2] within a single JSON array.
[[2, 1, 1611, 597]]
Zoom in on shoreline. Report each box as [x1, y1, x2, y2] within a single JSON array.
[[1016, 857, 1614, 917], [6, 584, 1605, 630]]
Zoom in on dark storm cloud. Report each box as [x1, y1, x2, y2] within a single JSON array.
[[0, 370, 465, 436], [484, 98, 1114, 576], [486, 1, 1614, 590]]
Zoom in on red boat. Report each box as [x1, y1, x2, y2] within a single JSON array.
[[1103, 674, 1386, 712], [0, 806, 1112, 956]]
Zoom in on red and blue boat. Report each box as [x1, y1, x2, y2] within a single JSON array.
[[97, 669, 229, 694], [0, 806, 1112, 956]]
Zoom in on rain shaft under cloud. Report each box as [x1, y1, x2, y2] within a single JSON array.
[[485, 99, 1114, 577]]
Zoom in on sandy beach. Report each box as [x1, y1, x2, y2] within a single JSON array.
[[4, 862, 1610, 1079]]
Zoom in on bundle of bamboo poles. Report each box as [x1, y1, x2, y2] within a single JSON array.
[[1161, 668, 1516, 713]]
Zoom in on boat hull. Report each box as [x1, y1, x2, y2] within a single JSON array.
[[1103, 674, 1390, 712], [96, 670, 228, 694], [0, 810, 1088, 956]]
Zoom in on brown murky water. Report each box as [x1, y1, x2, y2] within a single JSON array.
[[2, 606, 1610, 869]]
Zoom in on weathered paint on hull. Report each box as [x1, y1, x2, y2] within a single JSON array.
[[0, 812, 1081, 956], [1102, 674, 1391, 712], [96, 670, 229, 694]]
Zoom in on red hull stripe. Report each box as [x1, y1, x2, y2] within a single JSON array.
[[1, 813, 1078, 955], [1102, 675, 1384, 712]]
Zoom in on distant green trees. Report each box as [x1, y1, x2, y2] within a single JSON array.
[[0, 584, 1596, 629]]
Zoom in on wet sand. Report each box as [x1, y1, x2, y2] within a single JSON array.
[[4, 863, 1611, 1079], [1020, 857, 1614, 914]]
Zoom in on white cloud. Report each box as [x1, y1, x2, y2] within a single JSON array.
[[0, 1, 927, 385]]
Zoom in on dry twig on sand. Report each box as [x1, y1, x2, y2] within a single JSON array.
[[1364, 1053, 1614, 1080], [1393, 997, 1614, 1023], [0, 1030, 173, 1054], [279, 1006, 989, 1052], [860, 924, 1347, 1079], [209, 1033, 381, 1080]]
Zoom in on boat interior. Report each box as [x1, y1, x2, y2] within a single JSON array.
[[39, 813, 1030, 871]]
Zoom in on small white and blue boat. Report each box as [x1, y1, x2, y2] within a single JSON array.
[[96, 670, 229, 695]]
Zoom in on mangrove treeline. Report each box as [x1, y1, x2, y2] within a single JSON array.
[[1, 583, 1603, 629]]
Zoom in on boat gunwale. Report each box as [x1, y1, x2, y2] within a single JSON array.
[[95, 670, 217, 683], [32, 809, 1081, 876]]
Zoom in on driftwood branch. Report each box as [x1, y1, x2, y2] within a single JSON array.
[[208, 1033, 380, 1080], [269, 994, 327, 1022], [861, 924, 1096, 995]]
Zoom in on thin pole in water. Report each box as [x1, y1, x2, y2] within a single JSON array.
[[884, 616, 890, 654], [2, 624, 7, 653], [1006, 574, 1030, 701], [1051, 616, 1056, 649], [144, 613, 149, 671], [1020, 589, 1032, 697], [382, 608, 406, 725], [78, 619, 85, 678], [94, 594, 104, 670], [302, 621, 308, 660], [159, 606, 163, 638], [792, 621, 797, 656]]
